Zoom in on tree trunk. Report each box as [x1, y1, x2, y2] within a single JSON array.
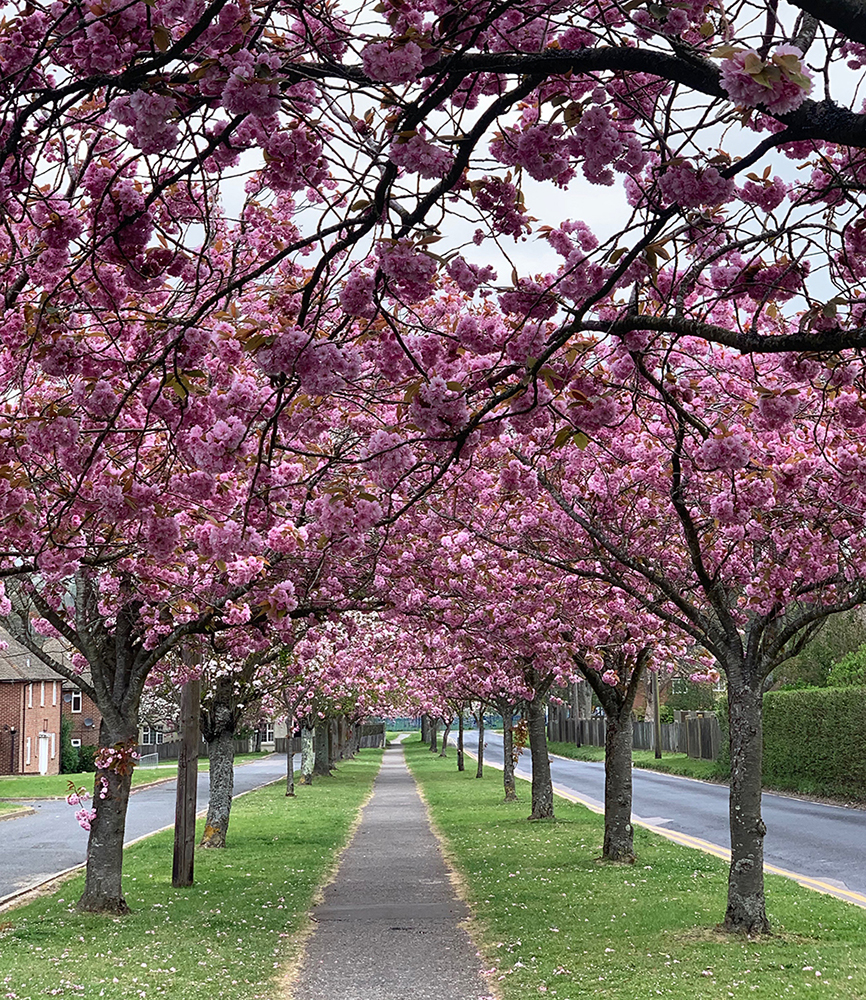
[[527, 694, 554, 819], [313, 720, 331, 777], [457, 711, 465, 771], [301, 726, 315, 784], [286, 729, 295, 796], [430, 717, 439, 752], [77, 720, 138, 914], [439, 720, 451, 757], [501, 707, 517, 802], [421, 714, 430, 744], [475, 712, 484, 778], [724, 679, 770, 934], [577, 680, 592, 721], [603, 709, 635, 862], [200, 727, 235, 848]]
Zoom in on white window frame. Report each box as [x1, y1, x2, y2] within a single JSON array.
[[28, 683, 33, 708], [264, 723, 275, 743], [51, 733, 56, 759], [40, 681, 45, 707], [25, 737, 31, 764], [52, 681, 57, 706], [71, 690, 82, 713], [70, 738, 81, 748]]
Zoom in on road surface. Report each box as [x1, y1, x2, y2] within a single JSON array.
[[462, 730, 866, 907], [0, 754, 290, 904]]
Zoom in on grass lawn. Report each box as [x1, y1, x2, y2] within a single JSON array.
[[0, 752, 277, 800], [0, 802, 27, 816], [0, 750, 382, 1000], [405, 741, 866, 1000], [547, 742, 727, 782]]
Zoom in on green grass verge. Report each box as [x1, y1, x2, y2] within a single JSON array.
[[547, 742, 727, 782], [0, 802, 26, 816], [0, 752, 276, 800], [404, 741, 866, 1000], [0, 751, 382, 1000]]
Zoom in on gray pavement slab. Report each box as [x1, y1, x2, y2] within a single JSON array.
[[290, 747, 492, 1000]]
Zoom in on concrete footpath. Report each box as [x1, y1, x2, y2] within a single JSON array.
[[290, 746, 492, 1000]]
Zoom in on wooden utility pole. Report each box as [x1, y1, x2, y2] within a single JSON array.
[[653, 669, 663, 760], [172, 675, 201, 887]]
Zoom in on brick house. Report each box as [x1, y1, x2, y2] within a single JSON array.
[[0, 633, 64, 776], [0, 630, 101, 775], [61, 678, 102, 753]]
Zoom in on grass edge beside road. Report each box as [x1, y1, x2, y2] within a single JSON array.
[[0, 751, 278, 801], [0, 750, 383, 1000], [405, 740, 866, 1000]]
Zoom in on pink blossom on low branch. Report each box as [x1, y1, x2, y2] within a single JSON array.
[[389, 130, 455, 179]]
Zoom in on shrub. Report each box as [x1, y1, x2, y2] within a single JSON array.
[[827, 645, 866, 688], [59, 715, 79, 774], [78, 744, 98, 772], [762, 687, 866, 801]]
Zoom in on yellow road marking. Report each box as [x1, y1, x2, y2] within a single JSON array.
[[462, 747, 866, 909]]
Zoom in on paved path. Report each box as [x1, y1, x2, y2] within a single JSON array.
[[290, 746, 491, 1000], [462, 731, 866, 907], [0, 754, 290, 903]]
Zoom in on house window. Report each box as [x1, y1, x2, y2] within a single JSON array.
[[264, 723, 275, 743], [70, 739, 81, 748], [52, 682, 57, 706], [141, 726, 163, 746], [51, 733, 56, 759], [71, 691, 82, 713], [28, 684, 33, 708], [25, 737, 31, 764], [40, 682, 45, 707]]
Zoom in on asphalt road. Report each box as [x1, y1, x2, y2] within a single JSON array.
[[0, 754, 291, 904], [462, 730, 866, 906]]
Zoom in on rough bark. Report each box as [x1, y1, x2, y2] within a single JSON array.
[[313, 720, 331, 777], [724, 678, 770, 934], [421, 714, 430, 744], [200, 728, 234, 848], [603, 710, 635, 862], [475, 712, 484, 778], [457, 711, 465, 771], [77, 752, 134, 914], [501, 706, 517, 801], [286, 730, 295, 796], [430, 717, 439, 752], [301, 725, 315, 784], [527, 693, 554, 819], [439, 718, 451, 756]]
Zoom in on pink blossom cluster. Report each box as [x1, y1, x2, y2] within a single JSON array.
[[221, 51, 283, 117], [658, 162, 735, 208], [362, 430, 418, 488], [471, 176, 529, 240], [263, 123, 329, 193], [738, 175, 788, 213], [570, 107, 647, 186], [446, 257, 496, 294], [340, 269, 377, 319], [719, 45, 813, 115], [498, 280, 558, 321], [361, 40, 424, 84], [698, 431, 752, 470], [490, 123, 574, 186], [379, 241, 438, 303], [111, 90, 180, 154], [408, 376, 470, 437], [389, 130, 455, 179]]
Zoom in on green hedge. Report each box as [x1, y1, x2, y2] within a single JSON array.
[[761, 687, 866, 801]]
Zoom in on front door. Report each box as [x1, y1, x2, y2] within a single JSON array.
[[38, 732, 49, 775]]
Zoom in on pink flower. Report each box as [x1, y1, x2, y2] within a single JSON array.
[[601, 669, 618, 686], [659, 162, 734, 208], [389, 130, 454, 178], [361, 41, 423, 84], [719, 45, 812, 115]]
